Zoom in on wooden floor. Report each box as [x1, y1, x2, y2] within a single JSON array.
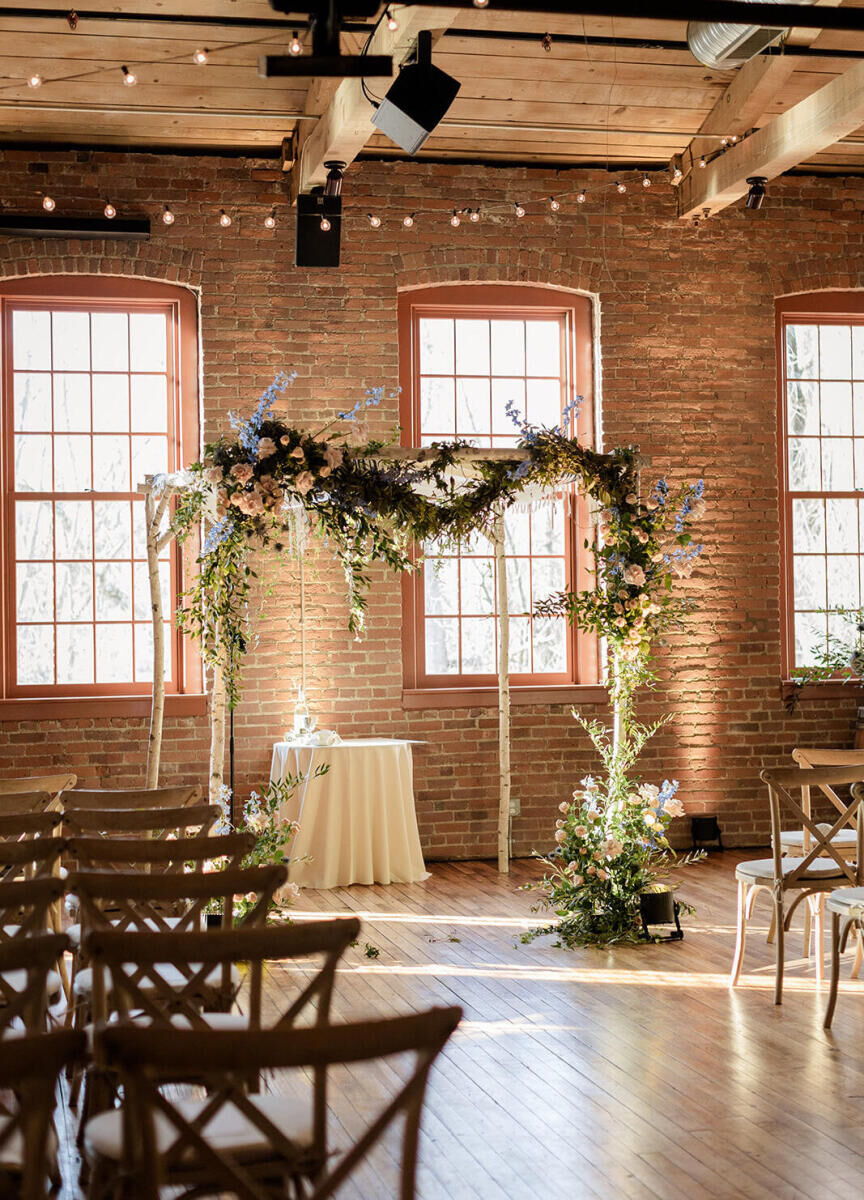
[[57, 852, 864, 1198]]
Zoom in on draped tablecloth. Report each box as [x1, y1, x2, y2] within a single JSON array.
[[269, 738, 430, 889]]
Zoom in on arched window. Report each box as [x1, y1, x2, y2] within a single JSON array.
[[0, 276, 200, 710], [398, 284, 597, 700], [778, 291, 864, 676]]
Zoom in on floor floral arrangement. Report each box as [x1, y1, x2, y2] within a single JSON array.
[[526, 475, 708, 947]]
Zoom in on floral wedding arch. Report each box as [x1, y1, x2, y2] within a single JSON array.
[[142, 374, 705, 937]]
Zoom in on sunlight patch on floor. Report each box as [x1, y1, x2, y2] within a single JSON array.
[[292, 910, 539, 929]]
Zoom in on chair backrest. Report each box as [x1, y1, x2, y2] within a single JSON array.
[[63, 785, 203, 812], [0, 810, 63, 842], [791, 748, 864, 849], [68, 831, 254, 875], [62, 803, 221, 841], [0, 932, 70, 1033], [85, 918, 361, 1033], [0, 1029, 86, 1200], [761, 764, 864, 888], [0, 836, 66, 883], [0, 792, 53, 818], [0, 876, 65, 944], [96, 1006, 462, 1200], [68, 864, 287, 938], [0, 773, 76, 804]]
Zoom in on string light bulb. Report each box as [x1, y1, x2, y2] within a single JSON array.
[[219, 209, 232, 227], [721, 137, 728, 147], [385, 8, 398, 31], [576, 189, 586, 204], [473, 0, 489, 6], [193, 48, 208, 65], [103, 201, 116, 219], [162, 205, 175, 225], [699, 156, 706, 168], [514, 202, 526, 218], [549, 196, 560, 211], [264, 210, 276, 229], [450, 209, 461, 227], [27, 72, 42, 89], [671, 165, 683, 185], [616, 181, 627, 193], [368, 213, 382, 228], [642, 175, 651, 189], [402, 213, 415, 228], [121, 65, 137, 86], [42, 195, 55, 212], [289, 31, 302, 56], [469, 208, 480, 222], [319, 216, 331, 232]]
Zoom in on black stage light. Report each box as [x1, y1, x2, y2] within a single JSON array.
[[745, 177, 767, 210], [264, 1, 391, 77], [295, 162, 345, 268], [371, 30, 460, 155]]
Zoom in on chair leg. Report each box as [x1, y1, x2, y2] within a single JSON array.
[[824, 910, 842, 1029], [730, 879, 748, 986], [814, 896, 825, 984], [802, 900, 812, 961], [852, 929, 864, 981], [767, 906, 776, 945], [774, 894, 785, 1006]]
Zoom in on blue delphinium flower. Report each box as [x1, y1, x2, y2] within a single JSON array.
[[557, 394, 584, 434], [229, 371, 295, 459], [204, 516, 235, 553]]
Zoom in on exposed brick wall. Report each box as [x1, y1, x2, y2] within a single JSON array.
[[1, 149, 862, 854]]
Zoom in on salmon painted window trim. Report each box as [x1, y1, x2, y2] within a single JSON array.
[[777, 291, 864, 679], [398, 284, 597, 691], [0, 276, 200, 701]]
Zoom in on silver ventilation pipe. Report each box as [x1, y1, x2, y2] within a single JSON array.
[[688, 0, 817, 70]]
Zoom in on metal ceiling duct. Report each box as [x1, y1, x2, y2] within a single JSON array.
[[687, 0, 817, 69]]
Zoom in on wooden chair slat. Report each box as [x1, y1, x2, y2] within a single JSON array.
[[63, 785, 202, 812]]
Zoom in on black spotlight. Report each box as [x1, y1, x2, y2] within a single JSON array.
[[745, 176, 767, 210], [371, 29, 460, 155], [295, 162, 345, 269]]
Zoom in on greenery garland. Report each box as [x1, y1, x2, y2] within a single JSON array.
[[167, 374, 638, 706]]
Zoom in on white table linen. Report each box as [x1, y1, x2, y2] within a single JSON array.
[[269, 738, 429, 889]]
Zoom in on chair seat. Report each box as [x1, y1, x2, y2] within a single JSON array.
[[84, 1092, 313, 1163], [0, 968, 62, 1000], [777, 827, 858, 855], [82, 1010, 250, 1053], [73, 962, 240, 999], [826, 886, 864, 916], [735, 856, 849, 885], [66, 915, 187, 948]]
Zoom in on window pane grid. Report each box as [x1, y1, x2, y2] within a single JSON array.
[[418, 312, 572, 680], [9, 304, 174, 690], [785, 318, 864, 668]]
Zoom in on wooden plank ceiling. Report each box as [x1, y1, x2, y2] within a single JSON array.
[[1, 1, 864, 173]]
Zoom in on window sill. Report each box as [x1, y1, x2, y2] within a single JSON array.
[[402, 684, 607, 710], [781, 679, 864, 704], [0, 694, 208, 722]]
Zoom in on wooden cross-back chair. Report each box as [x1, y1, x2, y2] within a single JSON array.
[[824, 779, 864, 1028], [67, 865, 287, 1123], [0, 1029, 85, 1200], [86, 1007, 462, 1200], [0, 773, 76, 806], [68, 864, 287, 1023], [0, 933, 70, 1035], [0, 809, 63, 847], [85, 918, 361, 1037], [63, 784, 203, 812], [732, 764, 864, 1003]]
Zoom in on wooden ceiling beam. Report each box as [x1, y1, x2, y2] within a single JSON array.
[[289, 6, 458, 200], [678, 54, 864, 218]]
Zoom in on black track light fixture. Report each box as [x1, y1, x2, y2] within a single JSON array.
[[745, 176, 767, 210]]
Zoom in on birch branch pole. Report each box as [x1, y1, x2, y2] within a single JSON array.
[[493, 509, 512, 874]]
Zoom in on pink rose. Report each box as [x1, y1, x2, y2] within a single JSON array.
[[325, 445, 343, 469], [596, 869, 607, 882], [572, 874, 584, 886], [622, 564, 646, 587], [318, 465, 332, 478], [554, 829, 567, 844], [289, 446, 305, 460], [664, 797, 685, 818], [279, 435, 292, 446], [347, 420, 370, 447], [294, 471, 315, 495], [555, 819, 565, 830], [256, 437, 277, 460], [558, 801, 569, 814], [230, 462, 254, 484], [204, 466, 223, 484], [573, 825, 588, 838]]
